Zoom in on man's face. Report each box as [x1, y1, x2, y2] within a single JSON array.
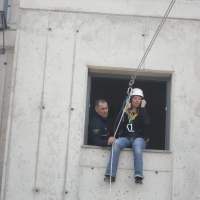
[[95, 102, 109, 118], [131, 96, 142, 108]]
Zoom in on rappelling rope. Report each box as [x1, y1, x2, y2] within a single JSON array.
[[109, 91, 132, 194], [108, 0, 176, 196], [130, 0, 176, 87]]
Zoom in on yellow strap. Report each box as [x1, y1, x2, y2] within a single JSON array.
[[125, 111, 138, 119]]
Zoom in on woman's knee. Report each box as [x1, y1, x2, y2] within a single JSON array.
[[113, 138, 130, 149], [132, 138, 146, 149]]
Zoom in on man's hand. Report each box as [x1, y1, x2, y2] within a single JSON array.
[[107, 137, 116, 145], [141, 99, 147, 107]]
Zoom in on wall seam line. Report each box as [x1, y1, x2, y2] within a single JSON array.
[[0, 60, 7, 143], [18, 7, 200, 22], [33, 11, 50, 200], [62, 15, 78, 200]]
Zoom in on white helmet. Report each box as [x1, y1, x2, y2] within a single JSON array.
[[130, 88, 144, 98]]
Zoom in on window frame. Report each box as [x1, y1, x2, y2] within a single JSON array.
[[85, 68, 172, 150]]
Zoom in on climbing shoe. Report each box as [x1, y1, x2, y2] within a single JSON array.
[[104, 175, 115, 182], [135, 176, 143, 184]]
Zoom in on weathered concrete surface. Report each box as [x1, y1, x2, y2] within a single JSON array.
[[1, 11, 50, 200], [34, 12, 76, 200], [0, 54, 7, 187], [79, 168, 171, 200], [20, 0, 200, 20], [0, 0, 200, 200], [0, 47, 14, 193], [80, 147, 172, 171], [0, 0, 18, 46], [0, 0, 18, 194], [0, 0, 19, 29], [79, 147, 172, 200], [7, 0, 20, 29], [1, 10, 77, 200], [0, 30, 16, 47]]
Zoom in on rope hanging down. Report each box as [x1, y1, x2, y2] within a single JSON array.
[[109, 0, 176, 195], [128, 0, 176, 89]]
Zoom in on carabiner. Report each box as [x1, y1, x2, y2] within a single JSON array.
[[127, 87, 132, 94], [129, 80, 134, 87]]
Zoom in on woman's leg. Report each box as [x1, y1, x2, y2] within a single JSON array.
[[132, 138, 146, 178], [105, 138, 130, 178]]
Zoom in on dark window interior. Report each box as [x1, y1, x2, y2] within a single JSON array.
[[89, 76, 167, 150]]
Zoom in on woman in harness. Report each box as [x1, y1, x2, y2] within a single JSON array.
[[104, 88, 150, 184]]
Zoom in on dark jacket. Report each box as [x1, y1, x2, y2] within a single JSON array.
[[118, 107, 150, 138], [88, 113, 111, 147]]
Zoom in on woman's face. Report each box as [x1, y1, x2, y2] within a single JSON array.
[[131, 95, 142, 108]]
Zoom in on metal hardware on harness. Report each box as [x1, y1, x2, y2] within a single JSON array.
[[127, 76, 135, 95], [127, 87, 132, 95], [129, 80, 134, 87], [126, 123, 134, 132]]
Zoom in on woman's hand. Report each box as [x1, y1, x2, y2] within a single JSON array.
[[141, 99, 147, 107], [125, 102, 131, 111]]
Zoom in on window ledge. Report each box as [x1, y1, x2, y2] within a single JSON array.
[[81, 145, 172, 154], [80, 145, 172, 171]]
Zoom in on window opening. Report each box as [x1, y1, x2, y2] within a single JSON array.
[[86, 74, 170, 150]]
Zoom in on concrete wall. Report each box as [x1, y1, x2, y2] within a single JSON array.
[[0, 0, 20, 29], [0, 47, 14, 191], [80, 146, 172, 200], [1, 0, 200, 200], [0, 0, 18, 194], [0, 0, 19, 47], [7, 0, 20, 29]]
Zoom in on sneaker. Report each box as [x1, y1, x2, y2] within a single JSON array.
[[135, 176, 143, 184], [104, 175, 115, 182]]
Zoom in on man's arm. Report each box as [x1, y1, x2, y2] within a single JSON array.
[[89, 122, 115, 147], [90, 127, 108, 146]]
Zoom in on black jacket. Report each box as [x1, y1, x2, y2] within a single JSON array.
[[88, 113, 111, 147], [119, 107, 150, 138]]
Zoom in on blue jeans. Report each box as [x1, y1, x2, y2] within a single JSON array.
[[105, 137, 146, 179]]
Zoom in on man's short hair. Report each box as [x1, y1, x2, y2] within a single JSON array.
[[95, 99, 107, 107]]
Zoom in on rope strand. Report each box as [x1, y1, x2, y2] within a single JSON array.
[[132, 0, 176, 83]]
